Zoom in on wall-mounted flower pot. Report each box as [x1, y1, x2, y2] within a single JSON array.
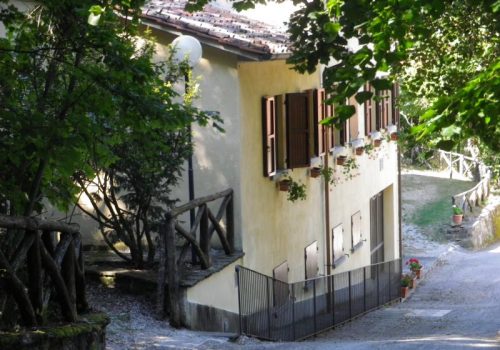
[[401, 286, 410, 298], [355, 147, 364, 156], [390, 132, 399, 141], [278, 180, 291, 191], [452, 214, 463, 225], [336, 156, 347, 166], [413, 268, 422, 279], [373, 139, 382, 148], [310, 167, 322, 178]]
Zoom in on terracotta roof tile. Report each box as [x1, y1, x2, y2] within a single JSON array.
[[142, 0, 291, 59]]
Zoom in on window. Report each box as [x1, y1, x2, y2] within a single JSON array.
[[273, 261, 289, 306], [370, 192, 384, 264], [332, 224, 345, 266], [364, 84, 374, 136], [262, 89, 327, 176], [286, 92, 310, 168], [351, 211, 363, 252], [330, 100, 349, 148], [365, 84, 398, 134], [262, 96, 277, 177], [313, 89, 327, 157], [391, 83, 400, 126], [304, 241, 319, 280]]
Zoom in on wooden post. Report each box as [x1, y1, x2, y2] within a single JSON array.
[[26, 230, 43, 322], [199, 204, 211, 267], [165, 212, 182, 327], [156, 218, 167, 319], [226, 193, 234, 253], [61, 235, 77, 318]]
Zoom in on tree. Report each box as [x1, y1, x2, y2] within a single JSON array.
[[190, 0, 499, 153], [0, 0, 216, 327]]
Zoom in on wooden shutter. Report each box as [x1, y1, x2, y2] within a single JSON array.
[[351, 211, 362, 248], [286, 92, 310, 168], [313, 89, 326, 157], [262, 96, 277, 177], [326, 94, 334, 149], [305, 241, 319, 280], [332, 224, 344, 262], [349, 97, 359, 140], [375, 90, 382, 131], [392, 83, 400, 126], [364, 84, 373, 136], [273, 261, 289, 306], [383, 90, 390, 128]]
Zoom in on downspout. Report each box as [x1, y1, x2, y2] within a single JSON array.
[[324, 150, 331, 276], [397, 108, 403, 274]]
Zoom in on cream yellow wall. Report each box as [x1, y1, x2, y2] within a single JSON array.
[[327, 141, 400, 274], [186, 258, 242, 313], [151, 30, 244, 247], [238, 60, 400, 283], [238, 60, 327, 283]]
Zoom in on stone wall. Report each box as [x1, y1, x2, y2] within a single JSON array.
[[0, 313, 109, 350], [447, 196, 500, 249]]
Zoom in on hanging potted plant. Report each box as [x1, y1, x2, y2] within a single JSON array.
[[370, 131, 382, 147], [452, 205, 464, 225], [387, 124, 398, 141], [351, 139, 365, 156], [287, 178, 307, 202], [278, 178, 291, 191], [310, 166, 322, 178], [336, 155, 347, 165]]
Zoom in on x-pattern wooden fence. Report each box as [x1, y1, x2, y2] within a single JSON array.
[[156, 188, 234, 326], [0, 215, 87, 327]]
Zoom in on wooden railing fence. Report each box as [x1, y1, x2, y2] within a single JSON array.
[[438, 150, 478, 180], [438, 150, 492, 215], [0, 215, 87, 328], [452, 170, 491, 215], [156, 188, 234, 326]]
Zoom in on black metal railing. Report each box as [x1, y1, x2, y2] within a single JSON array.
[[236, 259, 401, 341]]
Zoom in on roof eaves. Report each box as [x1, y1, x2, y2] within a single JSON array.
[[140, 13, 290, 62]]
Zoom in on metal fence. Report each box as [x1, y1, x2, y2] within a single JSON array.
[[236, 259, 401, 341]]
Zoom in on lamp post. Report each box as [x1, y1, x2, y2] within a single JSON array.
[[172, 35, 202, 258]]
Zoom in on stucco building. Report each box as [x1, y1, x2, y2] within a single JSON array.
[[140, 0, 402, 337]]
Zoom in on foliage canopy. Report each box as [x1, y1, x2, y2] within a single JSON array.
[[0, 0, 212, 217]]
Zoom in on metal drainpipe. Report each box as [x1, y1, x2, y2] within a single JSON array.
[[397, 104, 403, 273], [324, 149, 331, 276]]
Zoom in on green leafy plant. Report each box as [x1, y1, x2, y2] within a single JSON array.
[[406, 258, 422, 271], [401, 274, 412, 287], [285, 177, 307, 203], [452, 205, 464, 215], [342, 157, 359, 180]]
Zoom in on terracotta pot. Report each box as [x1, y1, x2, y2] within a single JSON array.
[[336, 156, 347, 165], [453, 214, 463, 225], [401, 286, 410, 298], [413, 269, 422, 279], [409, 277, 416, 289], [373, 139, 381, 147], [355, 147, 364, 156], [391, 133, 399, 141], [279, 180, 291, 191], [310, 167, 321, 178]]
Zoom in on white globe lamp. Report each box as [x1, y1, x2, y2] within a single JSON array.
[[171, 35, 202, 68]]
